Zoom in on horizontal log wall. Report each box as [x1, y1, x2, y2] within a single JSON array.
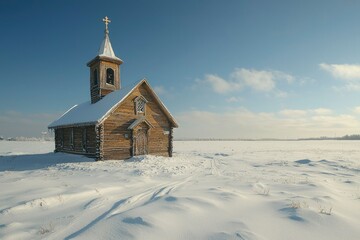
[[54, 128, 63, 150], [54, 125, 97, 157], [102, 82, 171, 160]]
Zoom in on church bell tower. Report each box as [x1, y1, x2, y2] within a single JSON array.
[[87, 16, 123, 104]]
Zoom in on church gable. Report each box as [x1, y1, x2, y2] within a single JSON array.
[[99, 80, 178, 128], [102, 81, 174, 131], [101, 81, 174, 159]]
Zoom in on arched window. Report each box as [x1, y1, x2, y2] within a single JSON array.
[[93, 69, 98, 85], [106, 68, 114, 85]]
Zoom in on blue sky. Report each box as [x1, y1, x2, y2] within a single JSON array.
[[2, 0, 360, 138]]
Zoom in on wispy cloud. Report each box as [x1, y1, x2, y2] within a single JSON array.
[[198, 68, 294, 96], [332, 82, 360, 92], [202, 74, 242, 93], [311, 108, 333, 115], [320, 63, 360, 80], [226, 96, 242, 103], [231, 68, 275, 92], [320, 63, 360, 91], [279, 109, 307, 118], [353, 106, 360, 114], [274, 90, 288, 98]]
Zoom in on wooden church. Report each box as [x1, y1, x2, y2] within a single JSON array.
[[48, 17, 178, 160]]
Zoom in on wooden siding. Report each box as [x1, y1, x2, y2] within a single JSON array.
[[90, 87, 100, 104], [54, 126, 97, 157], [102, 82, 171, 160]]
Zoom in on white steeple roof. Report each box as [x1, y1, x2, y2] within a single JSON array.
[[97, 16, 122, 61], [98, 33, 121, 60]]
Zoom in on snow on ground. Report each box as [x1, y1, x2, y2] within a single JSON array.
[[0, 140, 359, 240]]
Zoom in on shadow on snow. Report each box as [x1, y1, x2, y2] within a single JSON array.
[[0, 152, 94, 172]]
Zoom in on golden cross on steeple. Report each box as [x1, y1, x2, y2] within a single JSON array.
[[102, 16, 111, 34]]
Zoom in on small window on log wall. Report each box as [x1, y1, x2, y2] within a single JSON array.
[[106, 68, 114, 85], [93, 69, 98, 86], [135, 97, 146, 114]]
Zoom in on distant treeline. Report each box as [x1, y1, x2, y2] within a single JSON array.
[[0, 136, 53, 141], [299, 134, 360, 141], [175, 134, 360, 141]]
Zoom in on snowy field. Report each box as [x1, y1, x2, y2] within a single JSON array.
[[0, 141, 359, 240]]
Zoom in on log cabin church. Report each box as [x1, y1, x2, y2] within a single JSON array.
[[48, 17, 178, 160]]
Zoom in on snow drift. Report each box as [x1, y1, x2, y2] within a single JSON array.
[[0, 140, 359, 240]]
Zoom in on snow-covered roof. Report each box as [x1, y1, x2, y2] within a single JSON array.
[[49, 82, 137, 128], [98, 32, 122, 61], [48, 79, 179, 129]]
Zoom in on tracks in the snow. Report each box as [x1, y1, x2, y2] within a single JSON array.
[[200, 153, 225, 176], [38, 153, 228, 239], [62, 176, 192, 240], [210, 158, 222, 176]]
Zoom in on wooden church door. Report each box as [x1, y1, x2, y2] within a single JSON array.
[[135, 128, 148, 155]]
